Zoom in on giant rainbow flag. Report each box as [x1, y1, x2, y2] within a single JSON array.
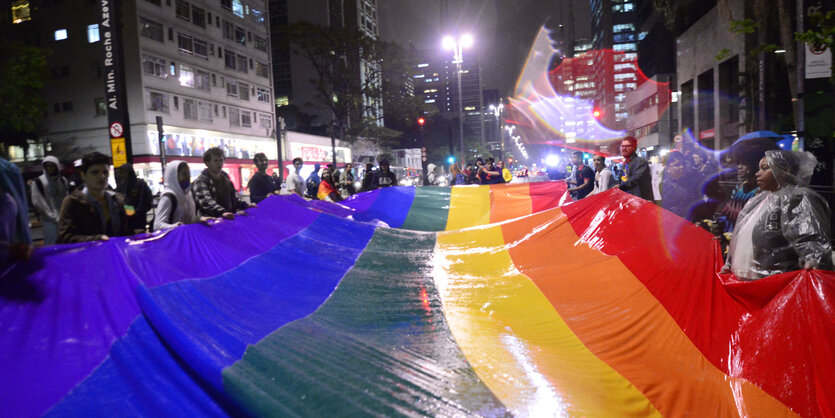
[[1, 182, 832, 417]]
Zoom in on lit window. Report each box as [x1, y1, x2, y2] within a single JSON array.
[[179, 64, 195, 87], [94, 98, 106, 116], [12, 1, 31, 24], [54, 29, 68, 41], [87, 24, 100, 43], [275, 96, 289, 107]]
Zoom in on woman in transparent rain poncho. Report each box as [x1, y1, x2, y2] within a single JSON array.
[[720, 150, 833, 280]]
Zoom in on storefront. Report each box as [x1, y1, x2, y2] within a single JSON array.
[[132, 125, 278, 193], [283, 131, 352, 179]]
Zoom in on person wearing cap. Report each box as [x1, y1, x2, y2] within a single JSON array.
[[617, 136, 653, 200], [720, 150, 832, 280], [30, 155, 68, 245], [372, 159, 397, 188]]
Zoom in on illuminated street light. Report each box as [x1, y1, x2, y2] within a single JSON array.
[[441, 34, 473, 163]]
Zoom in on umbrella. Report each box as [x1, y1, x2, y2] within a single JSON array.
[[727, 131, 781, 163], [736, 130, 782, 141]]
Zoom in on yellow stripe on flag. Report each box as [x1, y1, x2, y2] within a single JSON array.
[[445, 185, 491, 230], [434, 222, 660, 417]]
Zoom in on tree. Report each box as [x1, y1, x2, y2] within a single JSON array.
[[281, 22, 425, 166], [0, 41, 49, 159]]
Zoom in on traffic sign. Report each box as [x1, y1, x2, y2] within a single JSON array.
[[109, 122, 124, 138], [110, 137, 127, 167]]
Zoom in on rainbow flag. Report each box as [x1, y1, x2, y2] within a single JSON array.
[[1, 183, 831, 416]]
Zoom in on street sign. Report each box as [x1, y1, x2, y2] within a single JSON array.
[[109, 122, 124, 138], [110, 137, 127, 167]]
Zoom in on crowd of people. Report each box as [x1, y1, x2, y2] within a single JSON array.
[[447, 157, 513, 186], [564, 135, 832, 281], [2, 137, 832, 281]]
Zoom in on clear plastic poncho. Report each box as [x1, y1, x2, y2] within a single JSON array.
[[727, 150, 832, 280]]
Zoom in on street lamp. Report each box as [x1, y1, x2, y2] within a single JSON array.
[[442, 34, 473, 164]]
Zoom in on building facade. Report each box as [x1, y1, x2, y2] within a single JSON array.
[[269, 0, 382, 131], [675, 0, 745, 150], [590, 0, 640, 131], [3, 0, 276, 191]]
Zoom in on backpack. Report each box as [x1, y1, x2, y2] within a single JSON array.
[[149, 192, 177, 232], [305, 177, 319, 199]]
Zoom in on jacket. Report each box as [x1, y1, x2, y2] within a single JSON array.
[[30, 156, 68, 224], [58, 189, 129, 243], [619, 155, 653, 200], [192, 169, 248, 217]]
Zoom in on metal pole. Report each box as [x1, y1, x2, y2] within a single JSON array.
[[274, 117, 285, 186], [457, 51, 465, 164], [795, 0, 805, 145], [156, 116, 166, 170]]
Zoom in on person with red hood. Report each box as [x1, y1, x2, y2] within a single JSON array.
[[617, 136, 653, 200]]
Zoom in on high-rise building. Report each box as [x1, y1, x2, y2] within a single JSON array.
[[268, 0, 382, 131], [624, 0, 676, 155], [413, 49, 484, 144], [1, 0, 276, 191], [590, 0, 639, 130]]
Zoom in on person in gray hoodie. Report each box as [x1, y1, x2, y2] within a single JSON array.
[[30, 155, 68, 245], [154, 160, 212, 231]]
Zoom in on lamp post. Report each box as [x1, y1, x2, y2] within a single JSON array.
[[442, 34, 473, 165]]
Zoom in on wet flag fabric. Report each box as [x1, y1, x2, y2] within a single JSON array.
[[1, 183, 832, 417]]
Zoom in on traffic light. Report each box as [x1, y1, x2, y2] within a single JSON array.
[[417, 117, 425, 126], [507, 158, 513, 164], [592, 108, 602, 119]]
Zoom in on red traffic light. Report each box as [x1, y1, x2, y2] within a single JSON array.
[[592, 109, 602, 119], [417, 117, 425, 126]]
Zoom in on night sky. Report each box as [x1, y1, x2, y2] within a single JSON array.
[[378, 0, 591, 98]]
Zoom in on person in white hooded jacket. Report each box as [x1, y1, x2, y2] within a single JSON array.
[[31, 155, 68, 245], [154, 160, 208, 231]]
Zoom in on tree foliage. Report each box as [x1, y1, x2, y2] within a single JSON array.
[[0, 41, 49, 146], [280, 22, 422, 143]]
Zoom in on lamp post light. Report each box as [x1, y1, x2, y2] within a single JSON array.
[[442, 33, 473, 165]]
